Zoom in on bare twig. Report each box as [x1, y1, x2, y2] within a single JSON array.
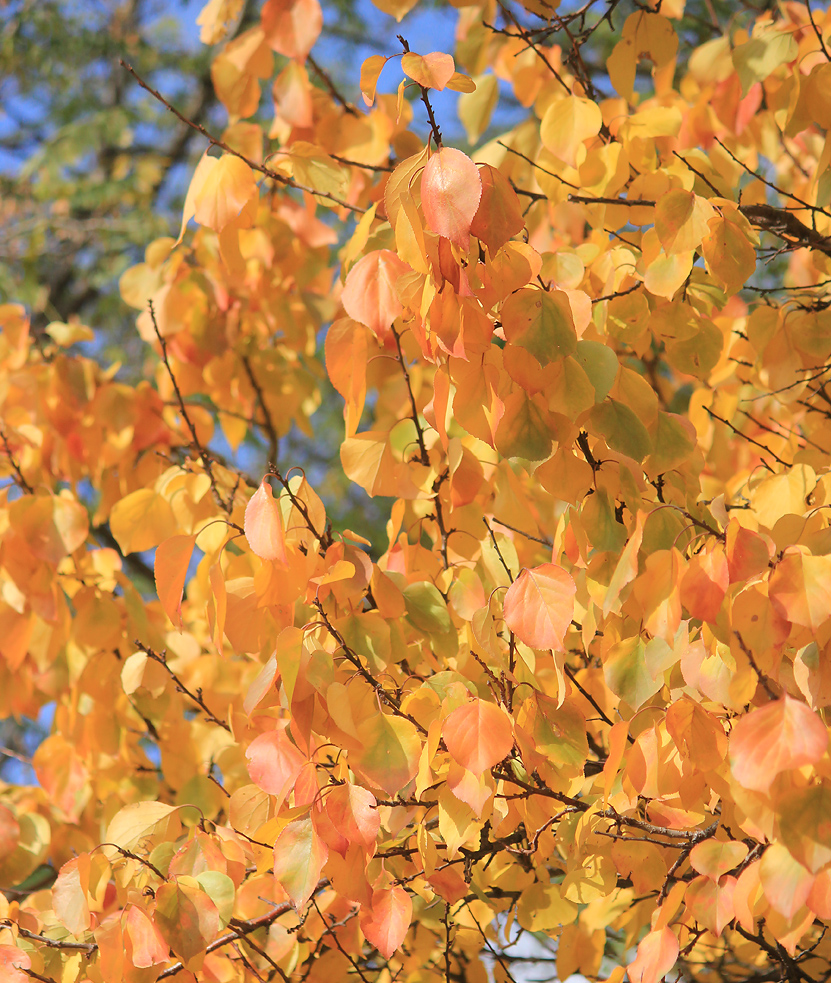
[[121, 61, 364, 214], [133, 640, 232, 732]]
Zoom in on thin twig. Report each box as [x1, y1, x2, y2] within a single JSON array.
[[134, 640, 232, 732], [307, 54, 359, 116], [121, 61, 364, 214], [241, 354, 279, 466]]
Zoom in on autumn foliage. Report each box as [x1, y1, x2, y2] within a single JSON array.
[[2, 1, 831, 982]]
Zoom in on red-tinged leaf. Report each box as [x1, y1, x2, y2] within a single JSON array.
[[726, 521, 775, 583], [154, 875, 221, 962], [627, 927, 679, 983], [690, 839, 748, 880], [469, 164, 524, 253], [326, 783, 380, 852], [246, 729, 306, 804], [729, 696, 827, 793], [769, 548, 831, 632], [443, 699, 514, 775], [503, 563, 576, 651], [273, 815, 329, 909], [341, 250, 409, 342], [684, 874, 736, 937], [421, 147, 482, 250], [401, 52, 455, 91], [53, 855, 91, 936], [155, 534, 196, 630], [245, 478, 289, 564], [0, 945, 31, 983], [680, 546, 728, 623], [760, 842, 814, 919], [124, 904, 169, 968], [261, 0, 322, 58], [361, 885, 412, 959]]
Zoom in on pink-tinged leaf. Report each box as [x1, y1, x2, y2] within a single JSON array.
[[627, 927, 679, 983], [361, 885, 412, 959], [503, 563, 576, 651], [443, 699, 514, 775], [326, 784, 380, 852], [729, 696, 828, 793], [690, 839, 748, 880], [760, 842, 815, 919], [53, 855, 91, 936], [124, 904, 169, 968], [246, 729, 306, 805], [341, 250, 410, 342], [421, 148, 482, 250], [684, 875, 736, 938], [0, 945, 31, 983], [273, 815, 329, 909], [155, 534, 196, 630], [401, 52, 455, 91], [245, 478, 289, 564]]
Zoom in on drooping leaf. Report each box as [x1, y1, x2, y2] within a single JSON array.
[[503, 564, 576, 651], [421, 148, 482, 250], [154, 534, 196, 630], [244, 478, 289, 564], [361, 885, 412, 959], [443, 699, 513, 775]]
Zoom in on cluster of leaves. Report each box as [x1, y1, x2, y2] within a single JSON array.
[[1, 1, 831, 982]]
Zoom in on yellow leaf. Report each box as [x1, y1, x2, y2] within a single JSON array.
[[540, 96, 602, 168], [109, 489, 177, 554]]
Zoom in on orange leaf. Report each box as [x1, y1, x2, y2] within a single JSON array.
[[192, 155, 257, 233], [341, 250, 409, 342], [261, 0, 322, 58], [469, 164, 524, 253], [627, 927, 678, 983], [401, 52, 455, 91], [360, 55, 389, 106], [361, 885, 412, 959], [421, 148, 482, 250], [503, 563, 576, 651], [155, 534, 196, 630], [729, 695, 828, 793], [443, 699, 514, 775], [244, 478, 289, 564]]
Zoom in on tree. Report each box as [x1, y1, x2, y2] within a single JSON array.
[[1, 0, 831, 981]]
